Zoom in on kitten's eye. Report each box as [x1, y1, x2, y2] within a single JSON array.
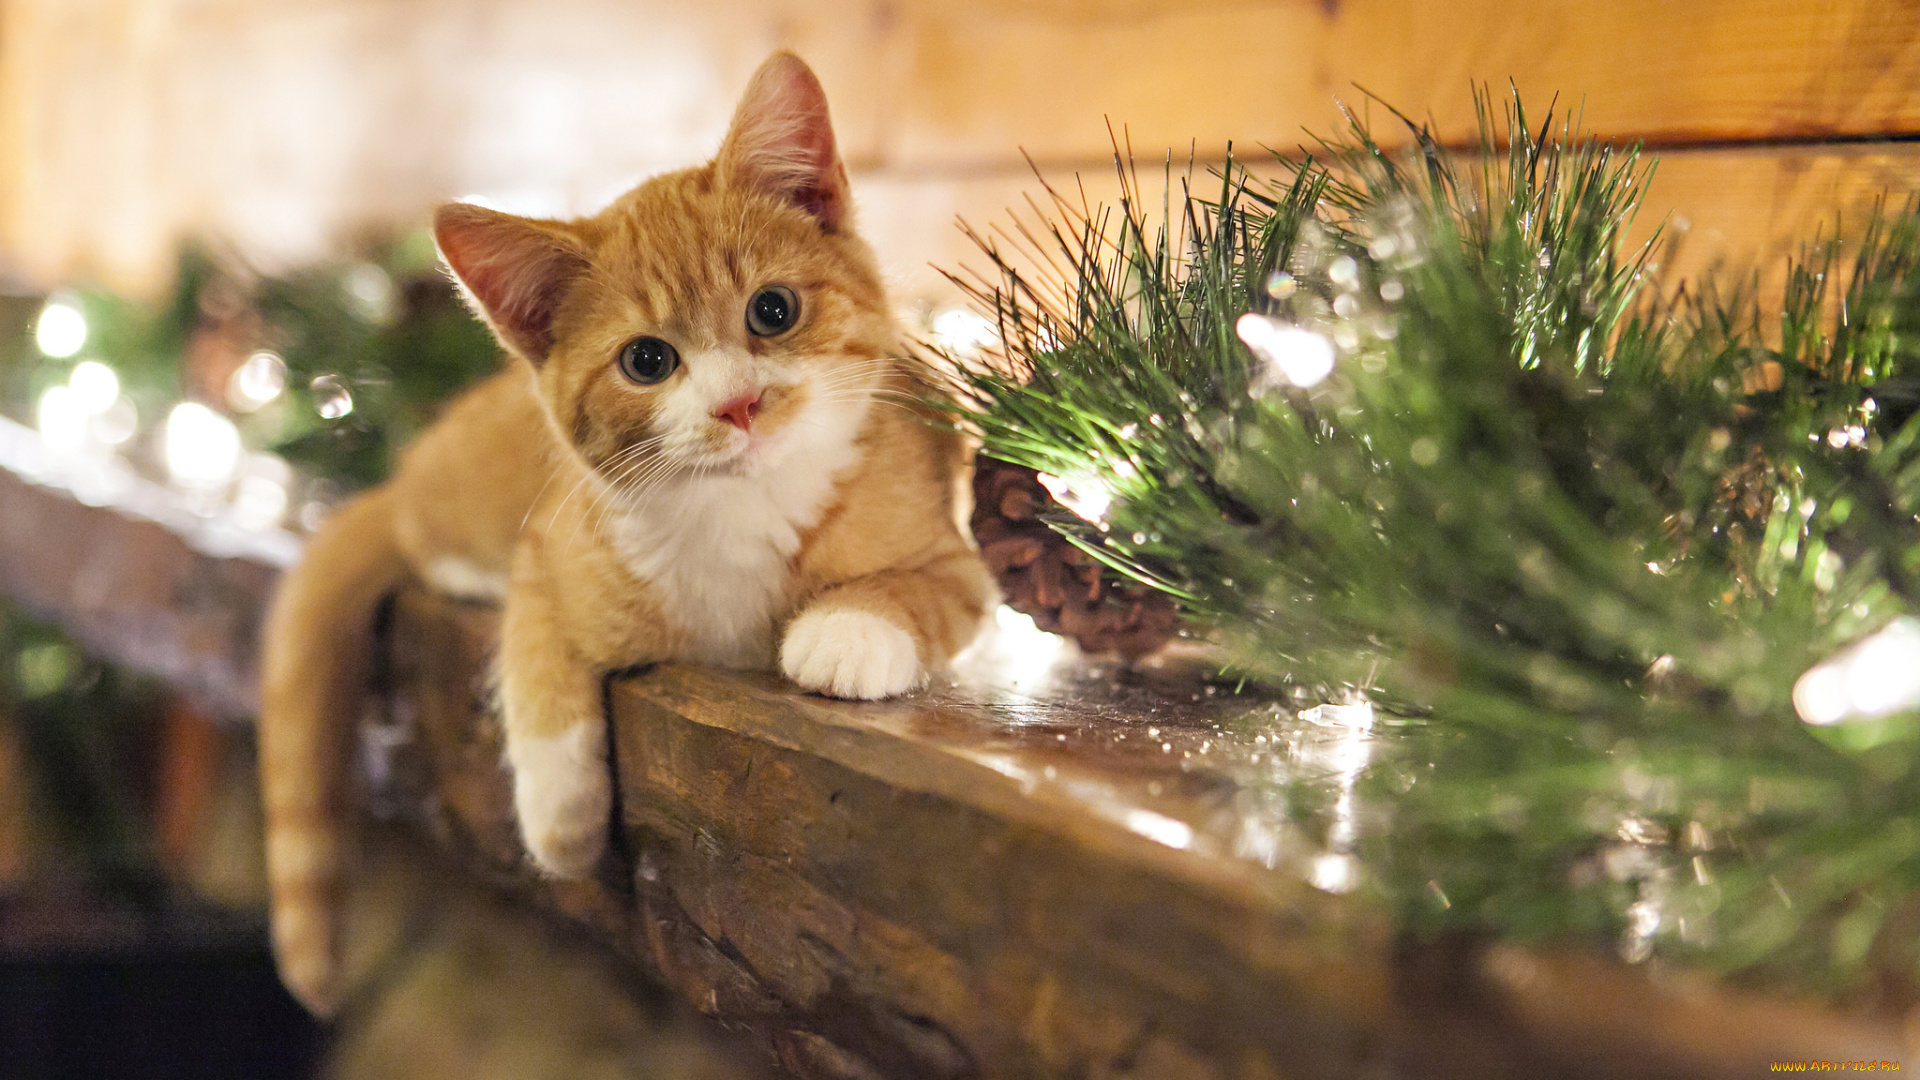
[[617, 337, 680, 385], [746, 285, 799, 337]]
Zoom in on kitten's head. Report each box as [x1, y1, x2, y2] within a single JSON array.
[[433, 52, 893, 485]]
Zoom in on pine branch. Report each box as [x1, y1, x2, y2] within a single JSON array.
[[937, 89, 1920, 996]]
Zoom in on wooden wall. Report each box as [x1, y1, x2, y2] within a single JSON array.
[[0, 0, 1916, 305]]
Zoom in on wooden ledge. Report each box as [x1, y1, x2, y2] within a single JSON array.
[[0, 420, 286, 720], [384, 586, 1911, 1080], [0, 439, 1909, 1078]]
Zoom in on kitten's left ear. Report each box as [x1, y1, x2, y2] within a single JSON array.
[[717, 52, 851, 233]]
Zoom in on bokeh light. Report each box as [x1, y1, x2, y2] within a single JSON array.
[[36, 385, 89, 454], [1236, 313, 1335, 389], [164, 402, 243, 489], [92, 397, 139, 446], [1035, 471, 1113, 524], [232, 454, 292, 531], [930, 308, 999, 356], [229, 351, 288, 411], [34, 297, 87, 358], [68, 361, 120, 414], [310, 374, 353, 419], [1793, 617, 1920, 725]]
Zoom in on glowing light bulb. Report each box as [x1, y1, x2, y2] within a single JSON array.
[[1309, 852, 1359, 893], [37, 385, 89, 454], [1794, 617, 1920, 725], [164, 403, 242, 489], [229, 351, 287, 411], [930, 308, 999, 356], [1236, 313, 1335, 389], [1035, 471, 1112, 524], [34, 298, 87, 358], [68, 361, 119, 414]]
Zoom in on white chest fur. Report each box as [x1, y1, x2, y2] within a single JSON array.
[[606, 413, 865, 667]]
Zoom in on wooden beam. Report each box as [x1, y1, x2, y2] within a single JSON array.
[[0, 424, 1909, 1076], [0, 418, 289, 720], [2, 0, 1916, 293], [882, 0, 1920, 169], [382, 584, 1910, 1080], [855, 142, 1920, 305]]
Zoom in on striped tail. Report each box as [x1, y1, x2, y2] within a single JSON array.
[[258, 484, 408, 1017]]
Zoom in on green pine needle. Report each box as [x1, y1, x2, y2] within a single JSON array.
[[939, 89, 1920, 999]]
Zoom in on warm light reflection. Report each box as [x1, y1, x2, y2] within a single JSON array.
[[164, 403, 242, 489], [229, 351, 288, 411], [1124, 808, 1194, 850], [36, 386, 88, 454], [988, 605, 1066, 688], [1299, 699, 1374, 893], [930, 308, 999, 356], [310, 374, 354, 419], [1035, 471, 1113, 524], [1793, 617, 1920, 725], [1236, 313, 1335, 389], [34, 298, 87, 358], [68, 361, 120, 414], [1308, 852, 1359, 894]]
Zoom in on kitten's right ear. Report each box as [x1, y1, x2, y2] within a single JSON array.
[[433, 203, 589, 365], [717, 52, 851, 232]]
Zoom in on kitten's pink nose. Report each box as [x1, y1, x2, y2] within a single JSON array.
[[713, 392, 762, 432]]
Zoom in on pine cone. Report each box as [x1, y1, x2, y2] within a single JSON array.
[[971, 457, 1181, 660]]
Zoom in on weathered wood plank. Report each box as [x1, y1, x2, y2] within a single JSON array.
[[884, 0, 1920, 168], [1642, 144, 1920, 282], [0, 426, 1910, 1075], [3, 0, 1916, 295], [380, 585, 1912, 1080], [0, 423, 1910, 1076], [857, 142, 1920, 305], [0, 418, 290, 719]]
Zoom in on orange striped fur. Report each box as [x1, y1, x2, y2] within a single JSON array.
[[259, 52, 994, 1015]]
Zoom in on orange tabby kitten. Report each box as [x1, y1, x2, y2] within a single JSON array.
[[259, 52, 995, 1015]]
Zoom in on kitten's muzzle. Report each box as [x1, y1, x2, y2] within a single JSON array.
[[713, 391, 762, 432]]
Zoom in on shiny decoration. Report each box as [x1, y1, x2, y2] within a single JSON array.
[[309, 374, 354, 420], [229, 351, 288, 411]]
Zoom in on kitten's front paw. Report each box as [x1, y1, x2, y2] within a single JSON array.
[[780, 608, 924, 700], [510, 723, 610, 879]]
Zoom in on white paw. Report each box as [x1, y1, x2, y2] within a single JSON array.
[[509, 723, 610, 879], [780, 608, 924, 700]]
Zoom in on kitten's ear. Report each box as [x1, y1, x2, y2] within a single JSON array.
[[433, 203, 590, 364], [717, 52, 851, 233]]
